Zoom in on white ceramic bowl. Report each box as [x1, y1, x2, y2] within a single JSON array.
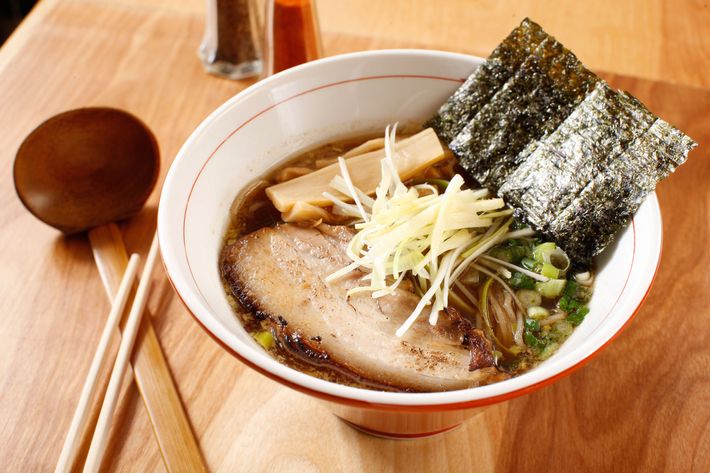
[[158, 50, 662, 438]]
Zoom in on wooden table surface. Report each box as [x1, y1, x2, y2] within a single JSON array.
[[1, 1, 709, 472]]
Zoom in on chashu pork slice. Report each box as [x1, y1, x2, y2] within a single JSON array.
[[221, 223, 507, 392]]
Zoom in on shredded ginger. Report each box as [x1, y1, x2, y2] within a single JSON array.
[[324, 124, 516, 337]]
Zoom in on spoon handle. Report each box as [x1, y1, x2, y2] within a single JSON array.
[[87, 223, 207, 473]]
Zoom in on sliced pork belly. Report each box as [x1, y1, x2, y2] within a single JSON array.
[[221, 224, 507, 392]]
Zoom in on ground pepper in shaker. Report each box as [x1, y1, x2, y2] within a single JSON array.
[[199, 0, 263, 79], [264, 0, 323, 76]]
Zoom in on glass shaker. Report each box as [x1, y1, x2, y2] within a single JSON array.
[[199, 0, 263, 79], [263, 0, 323, 76]]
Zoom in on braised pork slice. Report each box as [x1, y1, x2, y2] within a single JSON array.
[[221, 224, 507, 391]]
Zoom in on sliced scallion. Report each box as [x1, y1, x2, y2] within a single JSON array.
[[527, 306, 549, 320], [548, 247, 570, 273], [533, 242, 556, 263], [539, 342, 560, 360], [516, 289, 542, 308], [535, 279, 567, 298], [554, 320, 574, 336], [540, 262, 560, 279], [254, 331, 275, 350], [524, 318, 540, 332], [521, 257, 538, 271]]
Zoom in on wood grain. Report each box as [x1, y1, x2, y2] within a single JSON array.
[[88, 225, 207, 473], [0, 0, 709, 472], [316, 0, 710, 90]]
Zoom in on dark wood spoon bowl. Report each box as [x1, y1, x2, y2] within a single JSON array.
[[13, 107, 160, 234]]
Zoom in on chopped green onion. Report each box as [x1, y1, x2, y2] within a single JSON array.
[[539, 342, 560, 360], [554, 320, 573, 336], [489, 247, 513, 263], [254, 330, 275, 350], [527, 306, 549, 320], [574, 271, 594, 286], [533, 242, 556, 263], [510, 245, 530, 264], [508, 272, 536, 289], [567, 306, 589, 325], [496, 239, 532, 263], [558, 294, 580, 312], [562, 281, 579, 298], [563, 280, 592, 303], [548, 248, 570, 273], [521, 257, 538, 271], [535, 279, 567, 298], [525, 318, 540, 332], [541, 262, 560, 279], [517, 289, 542, 308], [524, 331, 544, 349]]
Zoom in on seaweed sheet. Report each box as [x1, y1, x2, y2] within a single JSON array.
[[426, 19, 548, 143], [428, 18, 697, 263], [498, 82, 656, 233], [545, 120, 690, 261], [449, 35, 599, 190], [502, 88, 695, 262]]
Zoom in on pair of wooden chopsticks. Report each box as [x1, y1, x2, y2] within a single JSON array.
[[54, 235, 160, 473]]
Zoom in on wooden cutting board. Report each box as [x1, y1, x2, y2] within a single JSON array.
[[1, 0, 709, 472]]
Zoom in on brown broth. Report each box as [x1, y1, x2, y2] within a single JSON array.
[[225, 134, 378, 242]]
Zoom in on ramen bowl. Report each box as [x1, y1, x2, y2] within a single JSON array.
[[158, 50, 662, 438]]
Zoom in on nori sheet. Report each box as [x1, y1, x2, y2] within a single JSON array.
[[545, 166, 644, 262], [508, 92, 696, 262], [498, 82, 656, 234], [426, 19, 548, 143], [427, 18, 698, 264], [544, 120, 688, 261], [448, 35, 599, 190]]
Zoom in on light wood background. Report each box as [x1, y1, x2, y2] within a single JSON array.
[[1, 0, 709, 472]]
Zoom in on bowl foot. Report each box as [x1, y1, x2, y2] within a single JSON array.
[[337, 416, 461, 440]]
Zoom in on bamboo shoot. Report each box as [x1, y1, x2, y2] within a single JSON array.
[[266, 128, 445, 212]]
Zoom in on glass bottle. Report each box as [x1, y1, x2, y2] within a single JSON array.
[[199, 0, 263, 79], [263, 0, 323, 76]]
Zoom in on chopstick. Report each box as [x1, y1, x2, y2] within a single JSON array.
[[54, 254, 141, 473], [82, 234, 160, 473]]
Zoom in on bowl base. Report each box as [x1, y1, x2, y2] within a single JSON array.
[[337, 416, 461, 440]]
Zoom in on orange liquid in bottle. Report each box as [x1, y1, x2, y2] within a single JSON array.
[[268, 0, 322, 75]]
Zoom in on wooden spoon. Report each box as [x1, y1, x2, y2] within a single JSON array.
[[14, 107, 158, 234], [13, 108, 207, 473]]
